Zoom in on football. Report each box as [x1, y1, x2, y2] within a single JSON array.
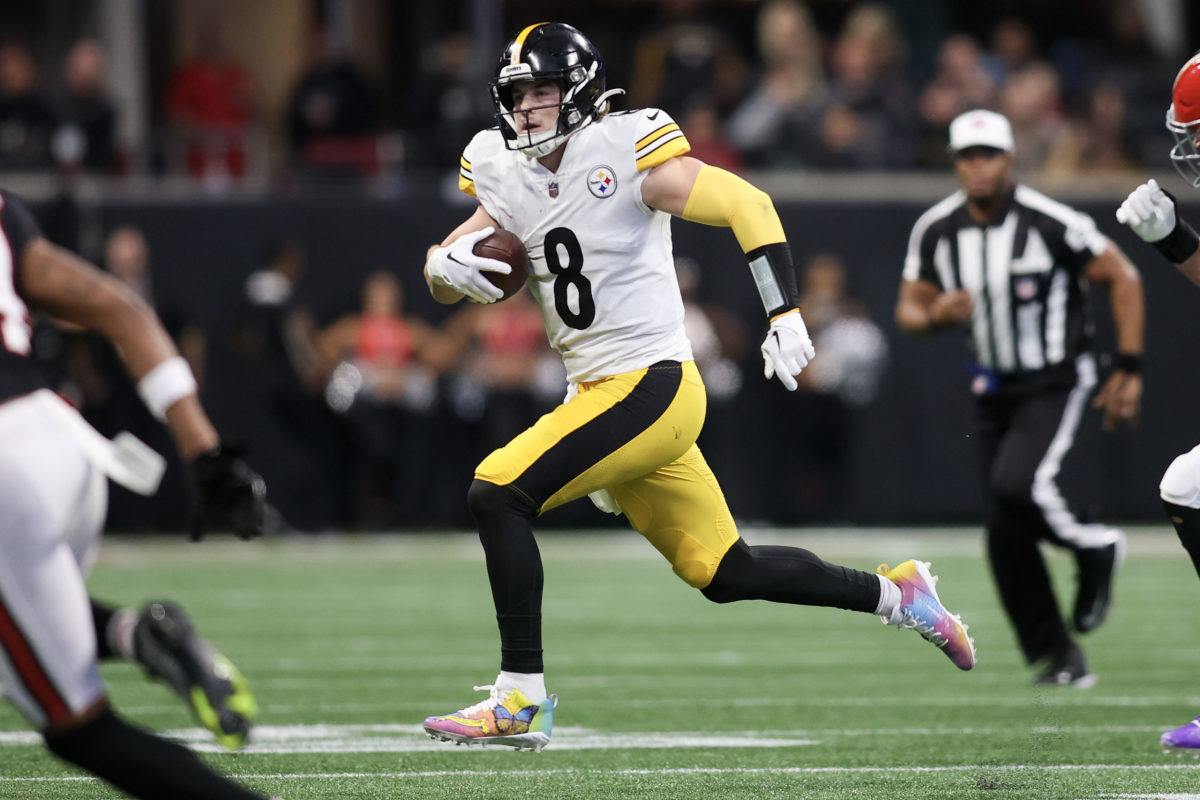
[[473, 228, 531, 300]]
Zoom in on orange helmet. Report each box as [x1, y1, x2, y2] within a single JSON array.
[[1168, 51, 1200, 186]]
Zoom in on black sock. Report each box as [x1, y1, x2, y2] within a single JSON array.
[[1164, 501, 1200, 579], [701, 539, 880, 612], [90, 600, 119, 660], [468, 479, 544, 673], [44, 708, 266, 800]]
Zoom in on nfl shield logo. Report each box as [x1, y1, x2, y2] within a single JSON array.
[[548, 181, 558, 198]]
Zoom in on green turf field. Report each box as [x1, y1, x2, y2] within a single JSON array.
[[2, 527, 1199, 799]]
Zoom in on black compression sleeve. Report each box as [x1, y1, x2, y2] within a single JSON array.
[[745, 242, 801, 318]]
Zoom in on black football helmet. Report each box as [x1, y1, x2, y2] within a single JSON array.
[[489, 22, 624, 157]]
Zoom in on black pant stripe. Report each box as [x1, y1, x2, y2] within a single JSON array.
[[513, 361, 684, 509]]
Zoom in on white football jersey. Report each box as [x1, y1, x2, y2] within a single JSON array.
[[459, 109, 695, 383]]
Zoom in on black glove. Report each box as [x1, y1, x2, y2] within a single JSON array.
[[187, 445, 267, 541]]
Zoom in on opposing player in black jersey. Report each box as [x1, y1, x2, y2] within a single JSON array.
[[1116, 50, 1200, 749], [0, 188, 272, 799], [896, 109, 1144, 688]]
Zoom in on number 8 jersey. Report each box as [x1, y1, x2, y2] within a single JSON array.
[[459, 108, 695, 383]]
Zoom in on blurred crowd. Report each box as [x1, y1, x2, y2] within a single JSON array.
[[6, 0, 1187, 530], [0, 0, 1185, 186], [30, 219, 887, 532]]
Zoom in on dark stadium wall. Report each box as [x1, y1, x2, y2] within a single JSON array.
[[88, 195, 1199, 528]]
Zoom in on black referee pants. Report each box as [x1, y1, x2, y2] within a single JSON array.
[[975, 372, 1103, 665]]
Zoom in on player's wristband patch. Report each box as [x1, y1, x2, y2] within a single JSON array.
[[746, 242, 801, 318], [1153, 217, 1200, 264]]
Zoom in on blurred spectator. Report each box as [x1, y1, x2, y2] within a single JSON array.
[[442, 288, 562, 453], [286, 21, 379, 177], [51, 39, 118, 174], [675, 256, 747, 402], [917, 35, 996, 168], [627, 0, 749, 119], [981, 17, 1038, 88], [787, 253, 887, 520], [1043, 81, 1139, 177], [227, 239, 335, 529], [403, 31, 491, 170], [999, 61, 1065, 173], [678, 97, 744, 173], [1093, 0, 1174, 168], [725, 0, 828, 168], [812, 3, 919, 169], [231, 240, 319, 388], [796, 253, 887, 408], [165, 21, 255, 185], [0, 41, 55, 170], [60, 227, 199, 530], [316, 271, 446, 526]]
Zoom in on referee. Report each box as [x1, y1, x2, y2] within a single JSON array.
[[895, 109, 1145, 687]]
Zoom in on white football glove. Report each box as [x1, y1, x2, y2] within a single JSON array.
[[426, 226, 510, 304], [760, 310, 815, 391], [1116, 179, 1177, 243]]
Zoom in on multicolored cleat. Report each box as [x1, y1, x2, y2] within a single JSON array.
[[424, 685, 556, 751], [1161, 716, 1200, 750], [133, 602, 257, 750], [878, 560, 977, 671]]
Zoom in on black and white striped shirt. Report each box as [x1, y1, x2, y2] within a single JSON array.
[[903, 185, 1108, 376]]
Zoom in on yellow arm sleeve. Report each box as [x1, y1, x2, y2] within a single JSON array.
[[681, 164, 786, 253]]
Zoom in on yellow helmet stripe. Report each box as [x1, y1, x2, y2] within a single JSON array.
[[510, 22, 548, 66]]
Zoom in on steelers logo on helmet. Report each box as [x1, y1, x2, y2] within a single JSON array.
[[1168, 49, 1200, 187], [489, 22, 626, 158]]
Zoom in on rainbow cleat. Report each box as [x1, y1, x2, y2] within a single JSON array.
[[424, 685, 557, 751], [878, 560, 977, 671]]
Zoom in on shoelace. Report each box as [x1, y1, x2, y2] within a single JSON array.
[[455, 684, 504, 717], [896, 607, 947, 646]]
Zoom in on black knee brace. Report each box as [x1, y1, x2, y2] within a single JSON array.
[[44, 709, 265, 800]]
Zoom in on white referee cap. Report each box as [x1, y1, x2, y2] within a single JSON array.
[[948, 109, 1015, 153]]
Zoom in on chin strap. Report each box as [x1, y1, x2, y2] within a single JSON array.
[[592, 88, 625, 112], [519, 88, 627, 159]]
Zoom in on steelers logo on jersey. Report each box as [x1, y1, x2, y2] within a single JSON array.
[[587, 166, 617, 198]]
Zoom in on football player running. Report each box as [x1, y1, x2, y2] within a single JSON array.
[[421, 22, 976, 752], [0, 187, 271, 798], [1117, 51, 1200, 750]]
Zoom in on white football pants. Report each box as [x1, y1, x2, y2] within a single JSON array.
[[1161, 443, 1200, 510], [0, 391, 107, 729]]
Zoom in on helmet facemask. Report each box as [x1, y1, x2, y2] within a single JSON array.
[[1168, 105, 1200, 188], [492, 61, 618, 158]]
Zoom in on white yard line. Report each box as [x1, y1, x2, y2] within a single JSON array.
[[0, 722, 1192, 753], [4, 764, 1200, 784]]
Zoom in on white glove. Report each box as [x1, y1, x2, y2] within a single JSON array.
[[761, 310, 815, 391], [563, 383, 622, 515], [426, 226, 510, 303], [1116, 179, 1176, 242]]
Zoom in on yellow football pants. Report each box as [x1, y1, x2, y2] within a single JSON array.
[[475, 360, 740, 588]]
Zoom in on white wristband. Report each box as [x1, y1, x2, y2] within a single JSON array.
[[137, 356, 197, 420]]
